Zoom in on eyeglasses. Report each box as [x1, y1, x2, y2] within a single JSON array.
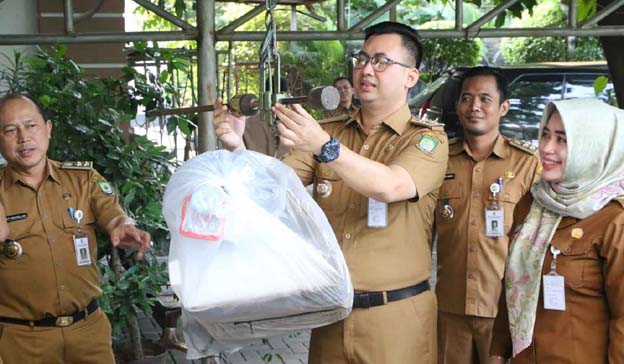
[[351, 52, 413, 72]]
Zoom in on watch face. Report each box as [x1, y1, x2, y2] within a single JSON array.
[[315, 137, 340, 163]]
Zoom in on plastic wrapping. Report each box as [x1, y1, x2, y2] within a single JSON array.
[[162, 150, 352, 358]]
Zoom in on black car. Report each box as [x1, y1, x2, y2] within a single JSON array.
[[409, 62, 615, 143]]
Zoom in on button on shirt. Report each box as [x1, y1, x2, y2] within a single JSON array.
[[436, 136, 540, 317], [0, 160, 125, 320], [284, 105, 448, 291]]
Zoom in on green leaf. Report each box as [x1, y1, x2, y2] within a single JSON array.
[[594, 76, 609, 95]]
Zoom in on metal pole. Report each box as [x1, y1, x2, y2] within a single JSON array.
[[219, 5, 265, 33], [568, 0, 577, 60], [64, 0, 75, 33], [216, 26, 624, 41], [337, 0, 346, 31], [0, 31, 197, 45], [350, 0, 403, 30], [132, 0, 194, 30], [580, 0, 624, 27], [455, 0, 463, 30], [197, 0, 218, 153], [465, 0, 520, 34]]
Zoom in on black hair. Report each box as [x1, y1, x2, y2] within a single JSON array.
[[333, 76, 352, 87], [0, 93, 48, 121], [364, 21, 424, 69], [460, 66, 510, 104]]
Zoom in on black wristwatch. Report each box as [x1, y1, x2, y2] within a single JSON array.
[[314, 136, 341, 163]]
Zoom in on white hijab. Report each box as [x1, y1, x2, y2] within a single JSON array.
[[505, 98, 624, 357]]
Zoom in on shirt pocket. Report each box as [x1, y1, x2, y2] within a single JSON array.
[[313, 166, 346, 215], [62, 206, 96, 231], [498, 185, 524, 232], [436, 181, 462, 224], [1, 219, 34, 269], [553, 239, 593, 289]]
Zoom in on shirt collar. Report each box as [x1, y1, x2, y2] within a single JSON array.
[[450, 134, 509, 159], [4, 158, 61, 187], [346, 104, 412, 135]]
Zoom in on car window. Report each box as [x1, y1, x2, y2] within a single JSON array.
[[502, 74, 564, 143], [564, 74, 614, 102]]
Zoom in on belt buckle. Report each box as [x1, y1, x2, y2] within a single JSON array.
[[55, 316, 74, 327], [357, 292, 371, 308]]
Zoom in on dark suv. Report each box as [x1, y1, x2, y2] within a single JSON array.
[[409, 62, 615, 143]]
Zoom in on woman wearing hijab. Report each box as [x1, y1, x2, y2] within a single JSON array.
[[489, 98, 624, 363]]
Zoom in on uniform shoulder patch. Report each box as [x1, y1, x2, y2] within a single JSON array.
[[97, 181, 114, 195], [410, 116, 445, 130], [60, 161, 93, 170], [318, 114, 350, 124], [417, 132, 441, 154], [509, 139, 538, 155]]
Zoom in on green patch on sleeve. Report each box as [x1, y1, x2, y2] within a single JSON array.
[[417, 134, 439, 153]]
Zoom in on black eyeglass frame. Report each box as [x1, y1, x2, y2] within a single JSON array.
[[351, 52, 414, 72]]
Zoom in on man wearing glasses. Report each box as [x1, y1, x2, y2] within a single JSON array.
[[213, 21, 447, 364]]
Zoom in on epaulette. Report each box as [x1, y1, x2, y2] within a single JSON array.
[[410, 116, 445, 130], [318, 114, 350, 124], [60, 161, 93, 170], [509, 138, 538, 155], [448, 137, 461, 145]]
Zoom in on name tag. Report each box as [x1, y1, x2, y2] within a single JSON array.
[[6, 213, 28, 223], [74, 235, 92, 266], [367, 198, 387, 228], [485, 209, 505, 237], [543, 274, 566, 311]]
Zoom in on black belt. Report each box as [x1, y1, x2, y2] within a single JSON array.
[[353, 280, 430, 309], [0, 299, 99, 327]]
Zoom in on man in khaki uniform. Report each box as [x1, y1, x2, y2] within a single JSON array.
[[323, 77, 357, 119], [434, 67, 541, 364], [214, 21, 448, 364], [0, 94, 151, 364]]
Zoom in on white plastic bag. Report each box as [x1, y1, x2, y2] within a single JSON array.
[[162, 150, 352, 358]]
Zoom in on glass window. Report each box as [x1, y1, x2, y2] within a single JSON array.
[[501, 74, 564, 144], [564, 74, 615, 104]]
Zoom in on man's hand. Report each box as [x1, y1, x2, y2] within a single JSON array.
[[212, 98, 247, 152], [109, 218, 151, 260], [272, 103, 330, 155], [0, 201, 9, 242]]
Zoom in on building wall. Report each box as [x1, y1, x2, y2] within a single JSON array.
[[38, 0, 126, 77], [0, 0, 38, 71]]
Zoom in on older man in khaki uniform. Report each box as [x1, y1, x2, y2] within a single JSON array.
[[0, 94, 151, 364], [214, 21, 447, 364], [435, 67, 541, 364]]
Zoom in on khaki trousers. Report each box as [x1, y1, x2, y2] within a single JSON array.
[[309, 290, 437, 364], [0, 309, 114, 364], [437, 311, 495, 364]]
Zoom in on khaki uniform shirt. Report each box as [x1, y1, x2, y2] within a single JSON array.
[[243, 114, 290, 158], [284, 105, 448, 291], [436, 136, 540, 317], [491, 194, 624, 363], [0, 159, 125, 320], [323, 104, 358, 119]]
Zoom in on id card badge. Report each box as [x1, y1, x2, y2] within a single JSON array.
[[73, 233, 92, 266], [71, 209, 92, 266], [485, 209, 505, 237], [367, 198, 388, 228], [543, 273, 566, 311]]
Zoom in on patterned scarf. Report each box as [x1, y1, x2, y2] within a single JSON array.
[[505, 98, 624, 357]]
